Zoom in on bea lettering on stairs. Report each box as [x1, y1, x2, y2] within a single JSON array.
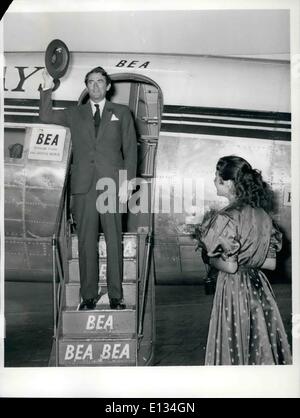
[[85, 314, 113, 331], [64, 343, 131, 362]]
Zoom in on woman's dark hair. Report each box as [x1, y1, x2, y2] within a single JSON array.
[[216, 155, 274, 212], [84, 66, 111, 86]]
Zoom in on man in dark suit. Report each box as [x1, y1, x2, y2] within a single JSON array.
[[39, 67, 137, 310]]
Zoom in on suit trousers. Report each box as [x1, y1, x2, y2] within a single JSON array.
[[72, 172, 123, 301]]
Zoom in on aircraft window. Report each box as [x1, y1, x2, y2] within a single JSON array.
[[4, 128, 25, 159]]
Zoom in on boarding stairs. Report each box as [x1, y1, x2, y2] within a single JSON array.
[[51, 227, 155, 367]]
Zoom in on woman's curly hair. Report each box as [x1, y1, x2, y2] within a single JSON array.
[[216, 155, 274, 212]]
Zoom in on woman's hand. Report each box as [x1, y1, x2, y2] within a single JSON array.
[[209, 255, 238, 274], [261, 257, 276, 271]]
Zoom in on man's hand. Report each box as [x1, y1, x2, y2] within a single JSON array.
[[118, 180, 134, 204], [42, 69, 55, 90]]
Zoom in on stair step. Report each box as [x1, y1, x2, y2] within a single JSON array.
[[59, 338, 136, 366], [70, 233, 137, 259], [68, 259, 137, 283], [62, 309, 136, 337], [64, 282, 136, 308]]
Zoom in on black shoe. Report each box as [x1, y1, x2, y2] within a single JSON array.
[[110, 298, 126, 310], [79, 298, 96, 311]]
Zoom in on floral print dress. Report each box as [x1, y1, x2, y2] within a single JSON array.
[[200, 204, 292, 365]]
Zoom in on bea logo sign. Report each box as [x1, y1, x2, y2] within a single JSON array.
[[28, 128, 66, 161]]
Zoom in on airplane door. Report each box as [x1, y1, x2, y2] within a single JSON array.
[[78, 74, 163, 233]]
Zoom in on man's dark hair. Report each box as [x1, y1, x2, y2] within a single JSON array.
[[84, 66, 111, 86]]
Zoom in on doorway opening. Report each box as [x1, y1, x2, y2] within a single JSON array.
[[78, 73, 163, 232]]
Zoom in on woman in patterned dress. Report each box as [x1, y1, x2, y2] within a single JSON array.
[[198, 155, 292, 365]]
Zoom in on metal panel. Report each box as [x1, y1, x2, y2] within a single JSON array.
[[68, 259, 137, 283], [70, 233, 137, 259], [64, 282, 136, 308], [5, 238, 52, 280], [62, 310, 136, 337], [59, 339, 136, 366], [4, 126, 71, 281], [154, 133, 291, 282]]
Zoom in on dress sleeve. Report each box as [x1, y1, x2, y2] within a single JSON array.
[[200, 212, 240, 259], [266, 222, 282, 258]]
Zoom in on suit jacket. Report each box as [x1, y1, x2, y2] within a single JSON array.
[[39, 89, 137, 194]]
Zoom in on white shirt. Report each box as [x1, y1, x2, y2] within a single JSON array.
[[90, 99, 106, 117]]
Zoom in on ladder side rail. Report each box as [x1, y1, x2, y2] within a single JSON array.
[[144, 254, 156, 366], [137, 231, 153, 340], [51, 148, 72, 365]]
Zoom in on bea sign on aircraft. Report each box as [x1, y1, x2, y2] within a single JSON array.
[[28, 127, 66, 161]]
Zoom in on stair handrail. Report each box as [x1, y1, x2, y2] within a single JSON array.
[[137, 138, 158, 347], [137, 231, 153, 341], [51, 206, 65, 358], [51, 148, 72, 365]]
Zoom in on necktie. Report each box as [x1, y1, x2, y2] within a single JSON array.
[[94, 104, 100, 135]]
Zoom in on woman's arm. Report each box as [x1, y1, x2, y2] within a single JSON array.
[[209, 256, 276, 272], [209, 256, 238, 274], [261, 257, 276, 271]]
